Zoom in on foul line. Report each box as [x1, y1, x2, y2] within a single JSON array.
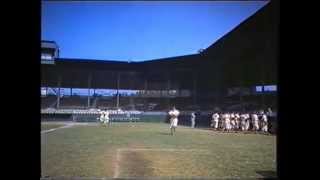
[[113, 149, 121, 178], [118, 148, 210, 152], [113, 148, 210, 178], [41, 123, 76, 134]]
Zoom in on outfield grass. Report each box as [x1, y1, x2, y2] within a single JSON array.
[[41, 124, 65, 131], [41, 122, 276, 179]]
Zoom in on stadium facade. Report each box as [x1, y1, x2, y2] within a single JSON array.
[[41, 1, 278, 124]]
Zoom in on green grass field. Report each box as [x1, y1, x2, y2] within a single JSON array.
[[41, 122, 276, 179]]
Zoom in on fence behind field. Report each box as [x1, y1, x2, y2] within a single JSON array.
[[41, 110, 168, 123], [40, 109, 277, 134]]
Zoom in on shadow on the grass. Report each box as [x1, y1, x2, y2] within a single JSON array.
[[256, 170, 278, 179]]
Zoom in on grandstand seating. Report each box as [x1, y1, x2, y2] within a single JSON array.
[[119, 96, 131, 108], [42, 94, 276, 113], [91, 97, 98, 108], [59, 96, 87, 109], [41, 95, 57, 108], [146, 98, 168, 111], [171, 97, 193, 110], [97, 97, 114, 109]]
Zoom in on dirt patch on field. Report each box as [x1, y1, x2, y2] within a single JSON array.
[[112, 143, 152, 178], [119, 150, 154, 177]]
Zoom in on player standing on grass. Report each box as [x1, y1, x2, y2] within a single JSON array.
[[252, 112, 259, 131], [105, 110, 110, 127], [98, 110, 110, 127], [225, 112, 231, 132], [235, 112, 240, 131], [98, 110, 105, 126], [221, 112, 226, 131], [212, 112, 220, 130], [261, 112, 268, 133], [245, 113, 250, 131], [240, 113, 246, 131], [168, 106, 180, 135], [230, 112, 236, 131], [191, 112, 196, 128]]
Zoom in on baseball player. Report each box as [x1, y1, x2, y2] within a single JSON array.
[[252, 112, 259, 131], [105, 110, 110, 126], [98, 111, 105, 126], [230, 113, 236, 131], [240, 113, 246, 131], [245, 113, 250, 131], [168, 106, 180, 135], [225, 112, 231, 132], [212, 112, 220, 129], [261, 112, 268, 132], [235, 113, 240, 130], [221, 113, 226, 131], [191, 112, 196, 128]]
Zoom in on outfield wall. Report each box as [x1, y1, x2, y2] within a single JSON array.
[[41, 110, 277, 134]]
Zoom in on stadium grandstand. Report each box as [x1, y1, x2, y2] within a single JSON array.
[[41, 1, 278, 131]]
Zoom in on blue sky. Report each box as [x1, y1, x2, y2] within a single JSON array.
[[42, 1, 268, 62]]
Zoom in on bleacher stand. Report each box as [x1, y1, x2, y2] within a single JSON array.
[[97, 97, 114, 109], [60, 96, 87, 109], [41, 95, 57, 108]]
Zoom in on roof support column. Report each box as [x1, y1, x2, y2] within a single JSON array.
[[167, 72, 171, 109], [116, 72, 121, 109], [88, 73, 92, 108], [193, 71, 197, 106], [56, 76, 61, 109], [144, 75, 148, 110], [130, 72, 135, 110], [261, 51, 266, 110]]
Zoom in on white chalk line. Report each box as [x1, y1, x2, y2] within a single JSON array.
[[41, 123, 79, 134], [119, 148, 210, 152], [113, 149, 121, 178], [41, 176, 262, 180]]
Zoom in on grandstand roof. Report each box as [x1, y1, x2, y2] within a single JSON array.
[[42, 40, 59, 49], [198, 0, 278, 87]]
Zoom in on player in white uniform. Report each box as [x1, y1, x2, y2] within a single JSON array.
[[210, 113, 215, 128], [98, 111, 106, 126], [245, 113, 250, 131], [225, 113, 231, 132], [168, 106, 180, 135], [212, 112, 220, 129], [221, 113, 226, 131], [235, 113, 240, 130], [261, 113, 268, 132], [230, 113, 236, 131], [98, 110, 110, 127], [252, 113, 259, 131], [190, 112, 196, 128], [104, 110, 110, 126], [240, 113, 246, 131]]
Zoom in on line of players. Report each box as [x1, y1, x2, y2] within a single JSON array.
[[210, 112, 269, 132], [98, 107, 269, 133]]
